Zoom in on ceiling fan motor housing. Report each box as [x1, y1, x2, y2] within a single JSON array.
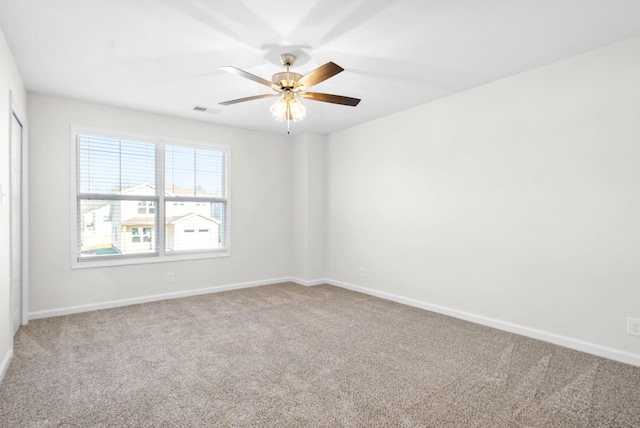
[[272, 71, 302, 89]]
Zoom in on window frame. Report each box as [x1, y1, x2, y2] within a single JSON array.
[[70, 124, 231, 269]]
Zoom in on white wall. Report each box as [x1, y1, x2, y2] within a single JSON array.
[[326, 36, 640, 359], [0, 27, 26, 377], [291, 133, 326, 283], [27, 93, 293, 314]]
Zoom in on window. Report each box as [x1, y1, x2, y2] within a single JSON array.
[[136, 201, 156, 214], [71, 126, 229, 268]]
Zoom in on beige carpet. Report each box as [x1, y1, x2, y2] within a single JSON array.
[[1, 282, 639, 427]]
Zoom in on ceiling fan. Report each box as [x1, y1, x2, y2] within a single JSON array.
[[219, 53, 361, 133]]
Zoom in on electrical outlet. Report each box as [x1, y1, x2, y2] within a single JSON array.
[[359, 267, 366, 278], [167, 272, 175, 284], [628, 317, 640, 337]]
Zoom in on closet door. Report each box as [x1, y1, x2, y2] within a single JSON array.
[[11, 112, 23, 336]]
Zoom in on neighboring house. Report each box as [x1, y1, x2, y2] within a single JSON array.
[[165, 213, 220, 251], [82, 203, 115, 251], [81, 183, 221, 254], [120, 216, 154, 253]]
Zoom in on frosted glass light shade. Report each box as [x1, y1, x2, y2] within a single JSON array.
[[270, 94, 306, 122], [270, 98, 289, 121], [288, 98, 306, 122]]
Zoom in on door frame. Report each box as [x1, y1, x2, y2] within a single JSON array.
[[10, 91, 28, 327]]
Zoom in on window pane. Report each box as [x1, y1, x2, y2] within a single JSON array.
[[211, 201, 226, 247], [79, 135, 156, 195], [165, 145, 195, 197], [165, 145, 226, 198], [165, 201, 225, 251], [120, 139, 156, 195], [79, 199, 157, 258], [196, 149, 225, 198]]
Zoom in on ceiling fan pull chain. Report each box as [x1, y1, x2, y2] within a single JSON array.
[[287, 100, 291, 134]]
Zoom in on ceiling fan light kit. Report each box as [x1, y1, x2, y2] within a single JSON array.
[[270, 91, 306, 122], [220, 53, 361, 134]]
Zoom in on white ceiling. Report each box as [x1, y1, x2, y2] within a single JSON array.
[[1, 0, 640, 136]]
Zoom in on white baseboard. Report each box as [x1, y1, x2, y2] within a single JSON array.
[[0, 349, 12, 384], [290, 277, 326, 287], [28, 277, 293, 320], [327, 279, 640, 367]]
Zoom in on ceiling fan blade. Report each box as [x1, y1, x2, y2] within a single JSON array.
[[294, 62, 344, 90], [299, 92, 361, 106], [218, 93, 279, 106], [220, 66, 281, 91]]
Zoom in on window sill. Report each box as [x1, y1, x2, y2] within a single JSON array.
[[71, 249, 231, 269]]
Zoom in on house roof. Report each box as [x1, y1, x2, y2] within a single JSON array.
[[122, 216, 155, 226], [165, 183, 214, 198], [167, 213, 220, 225], [121, 182, 215, 198], [123, 213, 220, 226]]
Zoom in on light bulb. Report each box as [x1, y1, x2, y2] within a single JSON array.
[[288, 98, 306, 122]]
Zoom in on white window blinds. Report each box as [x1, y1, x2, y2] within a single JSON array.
[[78, 135, 156, 195]]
